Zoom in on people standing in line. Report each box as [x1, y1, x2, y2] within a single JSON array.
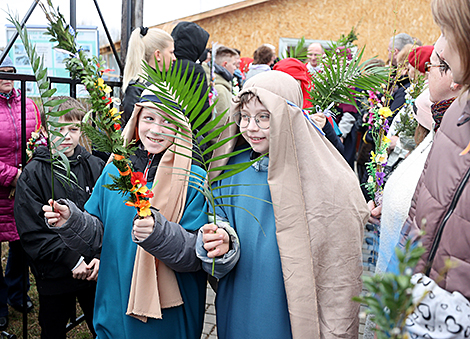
[[43, 88, 208, 339], [0, 55, 38, 330], [245, 45, 275, 81], [121, 27, 176, 127], [394, 0, 470, 310], [197, 71, 369, 339], [14, 97, 102, 338]]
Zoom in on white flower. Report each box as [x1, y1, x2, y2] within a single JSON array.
[[390, 328, 401, 335]]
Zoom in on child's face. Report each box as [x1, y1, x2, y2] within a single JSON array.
[[238, 98, 270, 155], [138, 107, 177, 154], [54, 117, 82, 157]]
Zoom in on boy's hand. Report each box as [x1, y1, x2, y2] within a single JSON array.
[[133, 216, 155, 241], [368, 200, 382, 225], [42, 199, 70, 227], [86, 258, 100, 281], [72, 261, 89, 280], [202, 224, 230, 258]]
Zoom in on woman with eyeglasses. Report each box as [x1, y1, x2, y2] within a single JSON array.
[[196, 71, 369, 338], [0, 55, 40, 329], [382, 0, 470, 336]]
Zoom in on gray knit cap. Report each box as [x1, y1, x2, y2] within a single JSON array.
[[0, 56, 16, 72]]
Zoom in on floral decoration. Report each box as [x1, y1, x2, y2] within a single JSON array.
[[38, 0, 153, 217], [364, 90, 392, 205]]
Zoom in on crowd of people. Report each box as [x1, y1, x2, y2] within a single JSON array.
[[1, 0, 470, 337]]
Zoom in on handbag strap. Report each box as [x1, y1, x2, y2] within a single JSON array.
[[425, 164, 470, 276]]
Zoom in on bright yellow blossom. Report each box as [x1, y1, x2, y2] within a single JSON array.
[[378, 107, 392, 118]]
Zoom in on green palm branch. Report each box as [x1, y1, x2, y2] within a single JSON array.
[[281, 36, 308, 61], [7, 13, 79, 200], [307, 46, 388, 114], [140, 60, 270, 274]]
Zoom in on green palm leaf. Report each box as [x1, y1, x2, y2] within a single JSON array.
[[140, 58, 274, 275]]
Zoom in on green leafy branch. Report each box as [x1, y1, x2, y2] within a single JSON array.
[[353, 238, 426, 339], [7, 13, 77, 199], [281, 36, 308, 61], [307, 46, 388, 114], [140, 59, 269, 274]]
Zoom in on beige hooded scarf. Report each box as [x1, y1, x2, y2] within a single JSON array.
[[210, 71, 369, 338], [118, 87, 193, 322]]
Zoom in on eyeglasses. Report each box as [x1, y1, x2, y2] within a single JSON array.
[[424, 61, 450, 74], [233, 112, 270, 129], [0, 69, 16, 74]]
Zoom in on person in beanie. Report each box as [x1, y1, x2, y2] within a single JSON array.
[[0, 55, 39, 329]]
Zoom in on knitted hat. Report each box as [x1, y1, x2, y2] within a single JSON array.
[[408, 46, 433, 74], [0, 56, 16, 72], [413, 88, 433, 131]]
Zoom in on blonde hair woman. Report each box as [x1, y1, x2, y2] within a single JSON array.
[[121, 27, 175, 125]]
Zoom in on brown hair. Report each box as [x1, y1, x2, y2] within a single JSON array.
[[432, 0, 470, 85], [253, 46, 274, 65], [414, 124, 430, 146], [215, 46, 238, 65], [41, 96, 86, 126]]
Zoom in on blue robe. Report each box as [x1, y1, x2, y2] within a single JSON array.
[[214, 150, 292, 339], [85, 164, 207, 339]]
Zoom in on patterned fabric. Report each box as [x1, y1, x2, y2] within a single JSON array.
[[406, 273, 470, 339], [0, 91, 12, 100], [431, 97, 455, 132]]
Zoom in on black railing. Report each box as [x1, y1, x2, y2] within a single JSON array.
[[0, 71, 121, 338]]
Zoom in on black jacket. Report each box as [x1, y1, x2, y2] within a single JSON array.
[[14, 145, 104, 295], [171, 22, 212, 128]]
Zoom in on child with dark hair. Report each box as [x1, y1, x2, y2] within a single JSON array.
[[14, 96, 103, 338]]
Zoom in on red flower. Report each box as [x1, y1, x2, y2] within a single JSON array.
[[131, 171, 146, 187], [114, 123, 121, 130], [102, 68, 115, 73]]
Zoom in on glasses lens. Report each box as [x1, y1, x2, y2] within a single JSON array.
[[234, 112, 247, 128], [255, 113, 270, 129]]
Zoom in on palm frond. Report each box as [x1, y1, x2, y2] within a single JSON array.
[[7, 12, 78, 201], [307, 46, 388, 113]]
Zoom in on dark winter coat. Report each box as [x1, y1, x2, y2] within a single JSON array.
[[0, 88, 40, 242], [171, 22, 211, 127], [14, 145, 104, 295]]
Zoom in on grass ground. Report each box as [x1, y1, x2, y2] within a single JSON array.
[[1, 242, 93, 338]]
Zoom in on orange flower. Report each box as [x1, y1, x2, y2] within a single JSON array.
[[125, 199, 152, 217], [114, 154, 125, 161]]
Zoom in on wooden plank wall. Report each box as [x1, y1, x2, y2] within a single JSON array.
[[166, 0, 440, 61]]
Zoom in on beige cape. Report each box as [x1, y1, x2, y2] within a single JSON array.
[[210, 71, 369, 338], [119, 89, 192, 322]]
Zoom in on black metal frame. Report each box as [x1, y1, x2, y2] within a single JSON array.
[[0, 71, 121, 338], [0, 1, 124, 335]]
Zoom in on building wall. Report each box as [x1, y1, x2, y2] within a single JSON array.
[[191, 0, 439, 61]]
